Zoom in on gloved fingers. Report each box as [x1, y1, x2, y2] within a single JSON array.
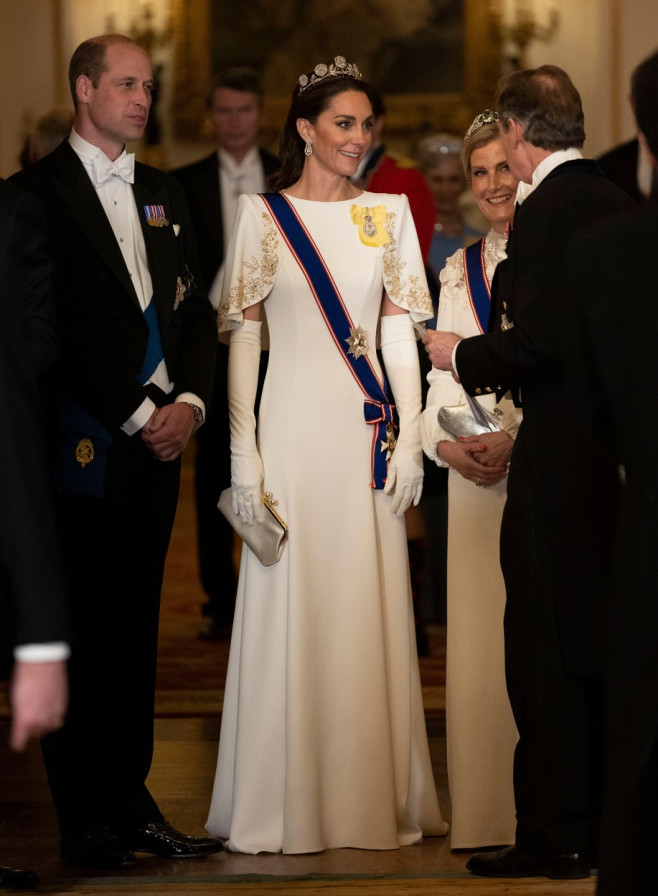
[[235, 487, 262, 525], [383, 465, 397, 496]]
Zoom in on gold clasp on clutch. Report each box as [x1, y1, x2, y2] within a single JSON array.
[[262, 491, 288, 531]]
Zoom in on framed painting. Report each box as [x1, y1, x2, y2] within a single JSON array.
[[171, 0, 502, 152]]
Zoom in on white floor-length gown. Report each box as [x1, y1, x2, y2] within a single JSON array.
[[422, 229, 520, 848], [206, 191, 448, 854]]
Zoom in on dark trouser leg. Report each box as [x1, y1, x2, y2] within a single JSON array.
[[194, 345, 236, 623], [500, 464, 604, 858], [42, 433, 180, 833]]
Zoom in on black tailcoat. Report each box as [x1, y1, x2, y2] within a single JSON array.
[[455, 159, 636, 855], [10, 143, 216, 832], [570, 203, 658, 894], [0, 178, 69, 674]]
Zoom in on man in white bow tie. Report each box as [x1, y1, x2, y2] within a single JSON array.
[[11, 34, 220, 869]]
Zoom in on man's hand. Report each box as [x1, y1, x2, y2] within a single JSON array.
[[141, 403, 197, 461], [437, 439, 508, 486], [10, 660, 68, 751], [459, 431, 514, 468], [422, 329, 462, 371]]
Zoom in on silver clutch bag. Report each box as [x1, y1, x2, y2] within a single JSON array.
[[217, 488, 289, 567], [438, 392, 502, 440]]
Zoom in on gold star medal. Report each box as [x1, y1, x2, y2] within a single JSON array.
[[345, 325, 369, 359], [380, 423, 397, 461]]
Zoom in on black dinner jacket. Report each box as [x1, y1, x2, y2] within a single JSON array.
[[456, 159, 636, 673], [569, 203, 658, 893], [10, 140, 217, 430], [0, 179, 69, 672], [171, 148, 279, 290]]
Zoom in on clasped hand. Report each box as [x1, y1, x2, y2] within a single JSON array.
[[141, 403, 197, 462], [438, 431, 514, 487]]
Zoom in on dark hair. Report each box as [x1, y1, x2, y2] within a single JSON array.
[[207, 66, 264, 108], [495, 64, 585, 151], [366, 84, 386, 119], [269, 75, 371, 192], [631, 50, 658, 157], [69, 34, 140, 109]]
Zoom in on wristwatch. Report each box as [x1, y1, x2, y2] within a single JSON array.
[[185, 402, 203, 428]]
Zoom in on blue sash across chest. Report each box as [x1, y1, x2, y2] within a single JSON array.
[[463, 237, 491, 334], [261, 192, 394, 489]]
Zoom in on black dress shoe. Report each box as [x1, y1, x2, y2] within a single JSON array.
[[466, 844, 591, 880], [120, 821, 223, 858], [0, 865, 39, 889], [60, 828, 136, 869]]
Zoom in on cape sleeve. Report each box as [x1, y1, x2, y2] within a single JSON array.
[[217, 193, 281, 340], [379, 193, 433, 329]]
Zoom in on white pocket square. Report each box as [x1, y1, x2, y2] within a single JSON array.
[[173, 223, 180, 237]]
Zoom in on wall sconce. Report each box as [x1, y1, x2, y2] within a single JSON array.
[[488, 0, 560, 70]]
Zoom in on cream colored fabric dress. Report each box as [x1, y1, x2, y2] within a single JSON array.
[[207, 191, 448, 854], [422, 229, 520, 848]]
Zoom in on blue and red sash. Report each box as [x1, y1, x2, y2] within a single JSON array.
[[463, 237, 491, 334], [261, 192, 394, 489]]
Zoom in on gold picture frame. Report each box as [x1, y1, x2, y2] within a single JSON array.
[[171, 0, 501, 154]]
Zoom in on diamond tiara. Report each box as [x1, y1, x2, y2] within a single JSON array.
[[298, 56, 362, 94], [464, 108, 499, 140]]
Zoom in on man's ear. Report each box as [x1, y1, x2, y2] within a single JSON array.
[[76, 74, 92, 107], [507, 118, 524, 147]]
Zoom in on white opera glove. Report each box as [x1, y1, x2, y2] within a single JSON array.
[[227, 319, 264, 525], [380, 314, 424, 516]]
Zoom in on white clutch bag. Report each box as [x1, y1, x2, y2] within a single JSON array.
[[438, 392, 502, 440], [217, 488, 289, 567]]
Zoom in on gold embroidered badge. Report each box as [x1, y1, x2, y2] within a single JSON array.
[[76, 438, 94, 468]]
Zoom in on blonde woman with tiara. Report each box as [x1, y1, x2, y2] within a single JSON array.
[[422, 110, 521, 850]]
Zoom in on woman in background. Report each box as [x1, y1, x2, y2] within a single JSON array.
[[422, 110, 521, 849], [417, 131, 485, 299]]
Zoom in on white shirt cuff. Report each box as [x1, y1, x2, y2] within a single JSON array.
[[121, 397, 157, 436], [14, 642, 71, 663], [175, 393, 206, 423]]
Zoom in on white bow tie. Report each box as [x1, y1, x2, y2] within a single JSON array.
[[92, 153, 135, 187]]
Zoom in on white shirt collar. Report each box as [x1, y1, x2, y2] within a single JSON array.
[[515, 147, 584, 205], [218, 145, 260, 176], [69, 128, 129, 168]]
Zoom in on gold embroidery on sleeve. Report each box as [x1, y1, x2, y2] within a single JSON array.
[[382, 212, 432, 314], [218, 212, 279, 331]]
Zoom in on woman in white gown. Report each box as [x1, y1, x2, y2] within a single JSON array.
[[421, 111, 522, 849], [206, 57, 447, 854]]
